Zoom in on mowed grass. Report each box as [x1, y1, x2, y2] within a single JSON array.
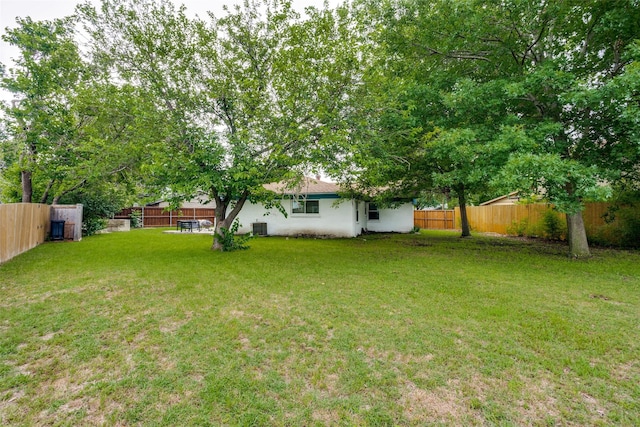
[[0, 229, 639, 426]]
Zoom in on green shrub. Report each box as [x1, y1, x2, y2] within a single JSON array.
[[58, 185, 129, 236], [619, 213, 640, 248], [595, 204, 640, 248], [507, 218, 529, 237], [610, 199, 640, 248], [130, 209, 143, 228], [215, 220, 252, 251], [506, 210, 567, 240], [540, 209, 566, 240], [83, 218, 108, 236]]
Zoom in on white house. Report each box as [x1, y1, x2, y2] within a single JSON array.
[[233, 178, 415, 237]]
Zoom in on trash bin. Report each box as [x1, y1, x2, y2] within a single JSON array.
[[51, 220, 65, 241]]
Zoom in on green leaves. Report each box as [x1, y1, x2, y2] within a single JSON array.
[[214, 220, 253, 251], [2, 17, 81, 96], [499, 152, 610, 214], [3, 0, 635, 255], [343, 0, 639, 252], [1, 17, 85, 202], [74, 0, 364, 249]]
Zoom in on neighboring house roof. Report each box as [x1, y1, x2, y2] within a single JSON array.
[[480, 191, 520, 206], [263, 177, 341, 195]]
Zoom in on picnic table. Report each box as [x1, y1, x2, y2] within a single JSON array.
[[177, 220, 200, 232]]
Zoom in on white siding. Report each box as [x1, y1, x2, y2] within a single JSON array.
[[366, 203, 415, 233], [234, 198, 358, 237], [231, 198, 414, 237]]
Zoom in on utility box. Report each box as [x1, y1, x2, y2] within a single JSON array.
[[252, 222, 267, 236], [51, 220, 65, 241]]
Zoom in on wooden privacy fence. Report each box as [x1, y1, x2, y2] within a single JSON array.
[[115, 207, 216, 228], [0, 203, 50, 264], [414, 210, 457, 230], [454, 203, 611, 235]]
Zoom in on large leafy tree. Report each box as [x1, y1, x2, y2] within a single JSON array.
[[1, 17, 82, 203], [410, 79, 518, 237], [80, 0, 362, 250], [1, 17, 147, 205], [355, 0, 640, 256], [341, 3, 516, 237]]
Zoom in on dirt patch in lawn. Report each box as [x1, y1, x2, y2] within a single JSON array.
[[400, 380, 470, 423]]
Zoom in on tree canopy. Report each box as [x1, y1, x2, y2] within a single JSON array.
[[0, 16, 147, 207], [77, 0, 363, 249], [346, 0, 640, 256]]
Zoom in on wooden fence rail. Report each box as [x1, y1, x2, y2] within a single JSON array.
[[414, 210, 457, 230], [114, 207, 216, 228], [0, 203, 50, 264]]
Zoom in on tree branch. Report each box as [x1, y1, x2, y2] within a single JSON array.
[[40, 179, 55, 204]]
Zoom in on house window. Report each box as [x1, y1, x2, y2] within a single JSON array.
[[292, 199, 319, 214], [368, 203, 379, 220]]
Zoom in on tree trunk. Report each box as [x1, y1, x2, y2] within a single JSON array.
[[566, 211, 591, 258], [21, 170, 32, 203], [212, 201, 229, 251], [212, 223, 227, 251], [211, 191, 249, 251], [457, 188, 471, 237]]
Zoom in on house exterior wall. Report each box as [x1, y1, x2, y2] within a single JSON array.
[[232, 198, 414, 237], [234, 197, 358, 237], [366, 203, 415, 233]]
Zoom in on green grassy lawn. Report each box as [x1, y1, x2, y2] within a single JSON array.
[[1, 229, 639, 426]]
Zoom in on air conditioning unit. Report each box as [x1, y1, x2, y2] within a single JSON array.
[[252, 222, 267, 236]]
